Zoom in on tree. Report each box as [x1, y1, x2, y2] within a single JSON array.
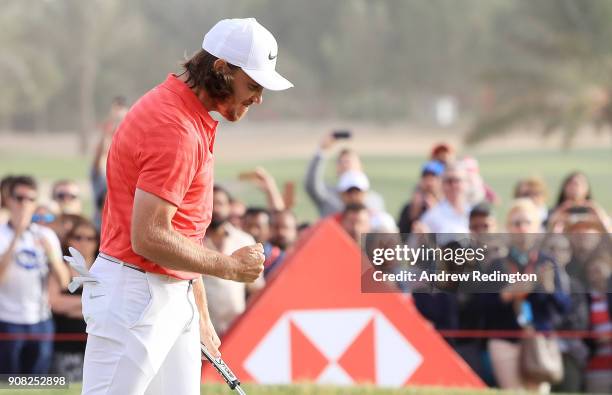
[[466, 0, 612, 147]]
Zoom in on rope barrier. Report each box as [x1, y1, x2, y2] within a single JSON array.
[[0, 329, 610, 341]]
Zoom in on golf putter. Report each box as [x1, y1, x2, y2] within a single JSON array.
[[201, 343, 246, 395]]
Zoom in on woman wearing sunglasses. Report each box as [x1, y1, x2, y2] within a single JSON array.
[[49, 216, 99, 381]]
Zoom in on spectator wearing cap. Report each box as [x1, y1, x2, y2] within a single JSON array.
[[397, 161, 443, 234], [334, 171, 397, 233], [51, 180, 82, 216], [305, 132, 385, 217], [0, 176, 70, 374], [416, 163, 470, 233], [31, 202, 60, 229]]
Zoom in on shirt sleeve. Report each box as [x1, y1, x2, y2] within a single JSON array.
[[136, 124, 201, 206]]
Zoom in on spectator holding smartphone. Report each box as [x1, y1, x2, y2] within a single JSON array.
[[305, 131, 385, 217], [554, 171, 592, 209], [548, 171, 611, 232]]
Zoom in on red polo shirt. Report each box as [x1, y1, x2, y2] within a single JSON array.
[[100, 74, 218, 280]]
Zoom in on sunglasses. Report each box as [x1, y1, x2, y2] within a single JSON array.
[[511, 219, 532, 227], [71, 234, 97, 242], [32, 213, 56, 223], [13, 194, 37, 203], [54, 192, 78, 201], [443, 177, 462, 184], [519, 191, 540, 198]]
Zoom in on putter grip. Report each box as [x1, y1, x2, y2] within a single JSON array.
[[201, 344, 241, 390]]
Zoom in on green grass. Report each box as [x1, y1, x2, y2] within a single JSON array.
[[1, 148, 610, 223], [0, 383, 517, 395]]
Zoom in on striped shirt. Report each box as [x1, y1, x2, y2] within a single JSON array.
[[588, 291, 612, 371], [100, 74, 218, 280]]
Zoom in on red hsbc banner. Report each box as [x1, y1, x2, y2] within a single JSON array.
[[203, 219, 485, 388]]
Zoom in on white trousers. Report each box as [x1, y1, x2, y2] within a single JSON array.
[[80, 255, 201, 395]]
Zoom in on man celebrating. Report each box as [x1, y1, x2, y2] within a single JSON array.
[[70, 18, 292, 395]]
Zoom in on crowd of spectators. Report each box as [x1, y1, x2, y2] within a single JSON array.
[[0, 105, 610, 392]]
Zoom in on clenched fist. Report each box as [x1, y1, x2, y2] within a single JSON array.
[[228, 243, 265, 282]]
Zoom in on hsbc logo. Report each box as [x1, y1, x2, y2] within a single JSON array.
[[243, 308, 423, 386]]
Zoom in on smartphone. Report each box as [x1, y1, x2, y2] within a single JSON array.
[[332, 130, 352, 140], [566, 206, 590, 215]]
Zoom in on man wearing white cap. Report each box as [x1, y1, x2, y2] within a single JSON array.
[[335, 171, 397, 233], [68, 18, 292, 395]]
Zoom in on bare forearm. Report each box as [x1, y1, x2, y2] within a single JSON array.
[[92, 135, 110, 174], [192, 277, 210, 321], [263, 181, 285, 211], [49, 258, 70, 290], [0, 236, 18, 282], [134, 226, 234, 278], [49, 277, 82, 316], [51, 295, 82, 316]]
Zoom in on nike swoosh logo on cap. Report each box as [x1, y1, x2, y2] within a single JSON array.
[[268, 52, 277, 60]]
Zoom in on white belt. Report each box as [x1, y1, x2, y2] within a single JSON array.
[[65, 246, 99, 293]]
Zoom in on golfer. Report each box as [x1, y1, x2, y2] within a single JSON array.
[[67, 18, 293, 395]]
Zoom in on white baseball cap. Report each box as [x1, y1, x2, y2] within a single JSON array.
[[202, 18, 293, 91], [337, 171, 370, 193]]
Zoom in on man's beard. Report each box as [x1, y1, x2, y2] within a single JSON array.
[[209, 216, 228, 231], [271, 237, 287, 250]]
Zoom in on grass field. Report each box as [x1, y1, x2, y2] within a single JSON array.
[[1, 147, 603, 394], [1, 147, 610, 223], [0, 383, 521, 395]]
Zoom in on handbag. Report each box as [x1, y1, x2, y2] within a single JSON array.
[[520, 328, 564, 383]]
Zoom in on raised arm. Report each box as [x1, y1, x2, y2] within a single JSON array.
[[304, 134, 335, 207], [0, 234, 19, 283], [245, 167, 285, 211]]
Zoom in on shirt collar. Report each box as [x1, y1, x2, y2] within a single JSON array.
[[163, 74, 218, 131]]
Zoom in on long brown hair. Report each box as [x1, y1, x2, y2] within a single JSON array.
[[61, 216, 100, 257], [180, 49, 239, 102]]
